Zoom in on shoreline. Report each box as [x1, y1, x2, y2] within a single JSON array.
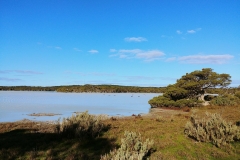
[[0, 107, 190, 124]]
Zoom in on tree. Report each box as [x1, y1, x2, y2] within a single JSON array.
[[148, 68, 232, 108], [174, 68, 231, 101]]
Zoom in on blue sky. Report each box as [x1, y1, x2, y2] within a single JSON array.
[[0, 0, 240, 87]]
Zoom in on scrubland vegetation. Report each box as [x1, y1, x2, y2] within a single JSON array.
[[1, 68, 240, 159], [0, 105, 240, 160]]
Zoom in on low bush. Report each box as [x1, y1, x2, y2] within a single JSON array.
[[56, 111, 108, 138], [101, 131, 154, 160], [148, 96, 200, 108], [184, 112, 240, 148], [210, 95, 240, 106], [235, 91, 240, 99]]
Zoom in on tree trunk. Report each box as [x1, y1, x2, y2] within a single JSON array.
[[198, 89, 206, 101], [198, 94, 205, 101]]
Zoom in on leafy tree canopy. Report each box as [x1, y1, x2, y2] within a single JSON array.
[[149, 68, 232, 108], [174, 68, 231, 99]]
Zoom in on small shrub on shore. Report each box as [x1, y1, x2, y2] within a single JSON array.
[[101, 131, 154, 160], [210, 95, 240, 106], [56, 111, 108, 138], [149, 96, 201, 108], [235, 91, 240, 99], [184, 112, 240, 148]]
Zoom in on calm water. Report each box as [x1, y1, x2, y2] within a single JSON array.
[[0, 91, 161, 122]]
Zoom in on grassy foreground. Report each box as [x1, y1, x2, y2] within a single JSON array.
[[0, 106, 240, 160]]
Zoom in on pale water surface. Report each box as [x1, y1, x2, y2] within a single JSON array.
[[0, 91, 161, 122]]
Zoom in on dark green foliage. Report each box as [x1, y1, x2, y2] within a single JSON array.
[[101, 131, 154, 160], [148, 96, 201, 108], [56, 85, 165, 93], [57, 111, 108, 138], [163, 85, 188, 101], [149, 68, 232, 108], [175, 68, 231, 99], [210, 95, 240, 106], [185, 112, 240, 148], [0, 85, 165, 93]]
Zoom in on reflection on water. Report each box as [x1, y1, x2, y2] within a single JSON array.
[[0, 91, 161, 122]]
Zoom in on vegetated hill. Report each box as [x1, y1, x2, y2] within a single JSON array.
[[0, 85, 166, 93]]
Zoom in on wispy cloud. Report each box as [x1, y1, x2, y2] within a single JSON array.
[[47, 46, 62, 50], [187, 30, 196, 34], [187, 28, 202, 34], [0, 77, 22, 82], [165, 57, 177, 62], [0, 70, 43, 75], [124, 76, 156, 81], [88, 50, 99, 54], [178, 54, 233, 64], [64, 71, 115, 77], [73, 48, 81, 52], [110, 49, 117, 52], [110, 49, 165, 62], [55, 46, 62, 50], [124, 37, 147, 42], [176, 30, 182, 34], [124, 76, 177, 82]]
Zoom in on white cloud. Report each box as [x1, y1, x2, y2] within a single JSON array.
[[187, 28, 202, 34], [55, 46, 62, 50], [0, 77, 22, 82], [73, 48, 81, 52], [0, 70, 43, 75], [64, 71, 115, 77], [110, 49, 117, 52], [178, 54, 234, 64], [88, 50, 99, 54], [110, 49, 165, 61], [187, 30, 196, 34], [165, 57, 177, 62], [176, 30, 182, 34], [124, 37, 147, 42]]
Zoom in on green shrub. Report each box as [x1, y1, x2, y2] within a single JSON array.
[[164, 85, 188, 101], [210, 95, 239, 106], [235, 91, 240, 99], [101, 131, 154, 160], [148, 96, 200, 108], [184, 112, 240, 148], [56, 111, 108, 138]]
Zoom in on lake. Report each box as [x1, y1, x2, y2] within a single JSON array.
[[0, 91, 161, 122]]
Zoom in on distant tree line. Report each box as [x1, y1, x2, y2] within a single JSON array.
[[0, 84, 239, 94], [0, 86, 59, 91], [56, 85, 166, 93], [0, 85, 166, 93]]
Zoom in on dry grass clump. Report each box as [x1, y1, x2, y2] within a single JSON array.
[[56, 111, 109, 138], [184, 112, 240, 148], [101, 131, 154, 160]]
